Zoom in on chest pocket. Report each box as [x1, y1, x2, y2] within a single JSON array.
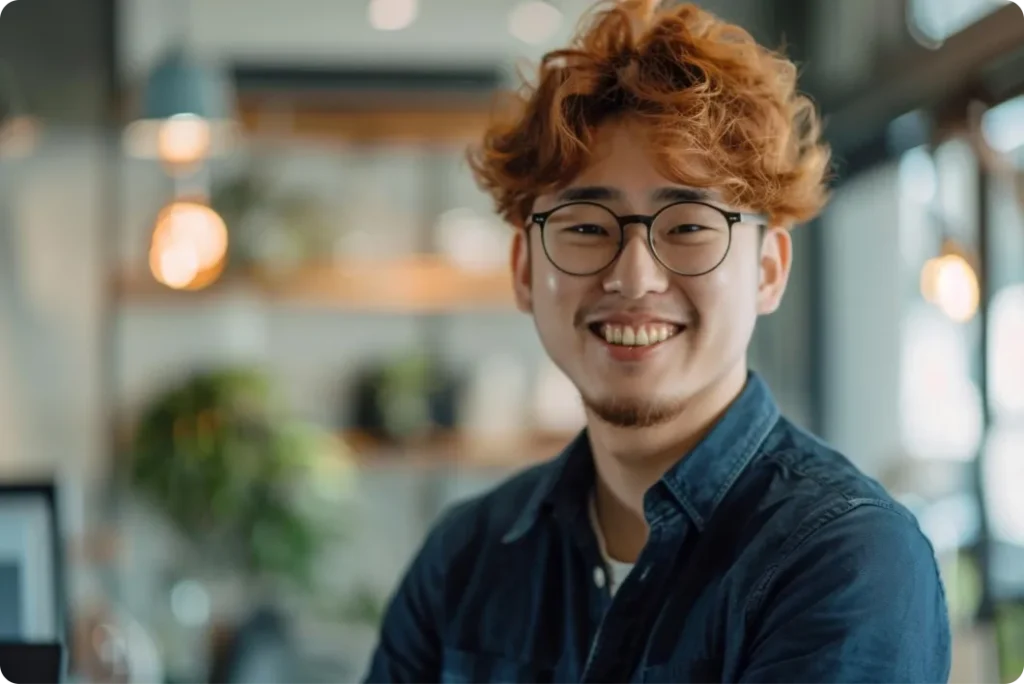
[[441, 648, 557, 684]]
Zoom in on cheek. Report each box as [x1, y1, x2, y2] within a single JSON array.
[[530, 261, 583, 334], [683, 260, 759, 324], [540, 271, 563, 297]]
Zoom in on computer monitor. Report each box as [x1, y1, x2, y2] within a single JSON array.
[[0, 484, 64, 643]]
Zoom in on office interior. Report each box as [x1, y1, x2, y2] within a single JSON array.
[[0, 0, 1021, 681]]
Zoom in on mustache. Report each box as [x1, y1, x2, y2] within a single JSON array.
[[573, 305, 691, 328]]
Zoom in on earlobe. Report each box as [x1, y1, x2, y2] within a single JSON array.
[[511, 229, 533, 313]]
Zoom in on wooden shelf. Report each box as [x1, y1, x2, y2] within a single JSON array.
[[342, 430, 577, 471], [116, 257, 517, 313], [238, 104, 495, 145]]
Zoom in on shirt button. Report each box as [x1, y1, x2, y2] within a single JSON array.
[[593, 566, 606, 589]]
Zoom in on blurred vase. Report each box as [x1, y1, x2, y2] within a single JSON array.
[[74, 603, 164, 684], [348, 356, 461, 445]]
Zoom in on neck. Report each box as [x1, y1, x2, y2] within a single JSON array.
[[587, 362, 749, 563]]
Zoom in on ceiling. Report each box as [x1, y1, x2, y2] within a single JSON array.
[[0, 0, 114, 124], [118, 0, 774, 81]]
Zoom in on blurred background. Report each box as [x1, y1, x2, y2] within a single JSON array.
[[0, 0, 1021, 681]]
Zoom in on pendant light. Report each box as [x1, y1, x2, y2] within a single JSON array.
[[0, 61, 40, 158], [123, 0, 237, 170]]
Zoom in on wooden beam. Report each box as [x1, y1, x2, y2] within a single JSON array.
[[235, 99, 495, 144], [823, 4, 1024, 154]]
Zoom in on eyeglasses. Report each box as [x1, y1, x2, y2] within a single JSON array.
[[529, 201, 766, 277]]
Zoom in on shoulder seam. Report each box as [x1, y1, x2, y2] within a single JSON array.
[[744, 499, 912, 619], [760, 447, 888, 507]]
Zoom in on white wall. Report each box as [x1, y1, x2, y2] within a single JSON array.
[[821, 162, 904, 477], [0, 132, 107, 489]]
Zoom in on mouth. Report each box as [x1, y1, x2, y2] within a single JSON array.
[[587, 322, 684, 349]]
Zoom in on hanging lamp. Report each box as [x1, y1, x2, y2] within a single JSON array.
[[123, 2, 237, 169], [0, 60, 40, 158]]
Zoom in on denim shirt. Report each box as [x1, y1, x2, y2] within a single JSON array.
[[365, 373, 951, 683]]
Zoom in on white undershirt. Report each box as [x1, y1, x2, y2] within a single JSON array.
[[588, 494, 635, 595]]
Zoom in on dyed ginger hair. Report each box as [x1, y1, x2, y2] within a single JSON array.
[[468, 0, 831, 229]]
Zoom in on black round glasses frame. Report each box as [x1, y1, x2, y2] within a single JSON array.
[[528, 200, 768, 277]]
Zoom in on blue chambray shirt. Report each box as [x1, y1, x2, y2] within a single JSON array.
[[365, 373, 951, 683]]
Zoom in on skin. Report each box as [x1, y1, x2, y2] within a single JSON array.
[[511, 121, 793, 562]]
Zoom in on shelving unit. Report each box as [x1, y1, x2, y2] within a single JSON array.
[[107, 72, 555, 475], [116, 257, 516, 312]]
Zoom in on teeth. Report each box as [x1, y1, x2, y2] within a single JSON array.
[[597, 323, 680, 347]]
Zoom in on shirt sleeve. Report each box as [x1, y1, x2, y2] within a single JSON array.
[[363, 515, 451, 684], [738, 503, 952, 684]]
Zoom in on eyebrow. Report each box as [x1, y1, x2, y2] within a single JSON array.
[[555, 185, 713, 204], [651, 187, 713, 203], [556, 186, 622, 202]]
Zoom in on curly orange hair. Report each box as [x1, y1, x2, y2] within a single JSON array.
[[468, 0, 831, 228]]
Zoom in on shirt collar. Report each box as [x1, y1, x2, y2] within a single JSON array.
[[501, 430, 592, 544], [658, 371, 779, 532], [502, 371, 779, 543]]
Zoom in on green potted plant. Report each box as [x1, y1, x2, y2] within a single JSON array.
[[124, 367, 350, 597]]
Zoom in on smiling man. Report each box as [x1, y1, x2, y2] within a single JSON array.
[[365, 1, 951, 682]]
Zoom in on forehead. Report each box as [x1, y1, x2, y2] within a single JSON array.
[[539, 121, 724, 208]]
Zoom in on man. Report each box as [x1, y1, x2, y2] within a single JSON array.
[[365, 1, 951, 682]]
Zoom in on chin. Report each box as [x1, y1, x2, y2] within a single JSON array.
[[581, 386, 690, 429]]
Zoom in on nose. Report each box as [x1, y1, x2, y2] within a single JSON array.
[[602, 224, 669, 299]]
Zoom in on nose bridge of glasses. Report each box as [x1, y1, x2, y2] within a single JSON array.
[[617, 213, 654, 228], [618, 216, 654, 246], [615, 222, 666, 271], [618, 217, 658, 256]]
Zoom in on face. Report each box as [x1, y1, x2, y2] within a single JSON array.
[[511, 121, 792, 428]]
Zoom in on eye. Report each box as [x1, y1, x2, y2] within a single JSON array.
[[666, 224, 706, 234], [564, 223, 610, 235]]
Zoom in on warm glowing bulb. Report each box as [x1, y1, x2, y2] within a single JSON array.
[[508, 0, 563, 44], [165, 203, 228, 269], [153, 242, 200, 289], [156, 114, 212, 166], [920, 257, 942, 302], [149, 200, 228, 290], [368, 0, 418, 31], [934, 254, 979, 323]]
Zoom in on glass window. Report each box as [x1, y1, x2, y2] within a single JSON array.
[[908, 0, 1006, 46]]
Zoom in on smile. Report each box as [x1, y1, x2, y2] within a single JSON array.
[[589, 322, 683, 348]]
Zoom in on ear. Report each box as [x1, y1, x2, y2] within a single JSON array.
[[757, 227, 792, 315], [511, 228, 533, 313]]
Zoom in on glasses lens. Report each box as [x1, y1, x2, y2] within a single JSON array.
[[651, 203, 731, 275], [542, 203, 622, 274]]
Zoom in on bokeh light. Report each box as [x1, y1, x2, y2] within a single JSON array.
[[991, 284, 1024, 417], [156, 114, 212, 167], [368, 0, 418, 31], [149, 200, 229, 291], [921, 253, 980, 323], [508, 1, 563, 45]]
